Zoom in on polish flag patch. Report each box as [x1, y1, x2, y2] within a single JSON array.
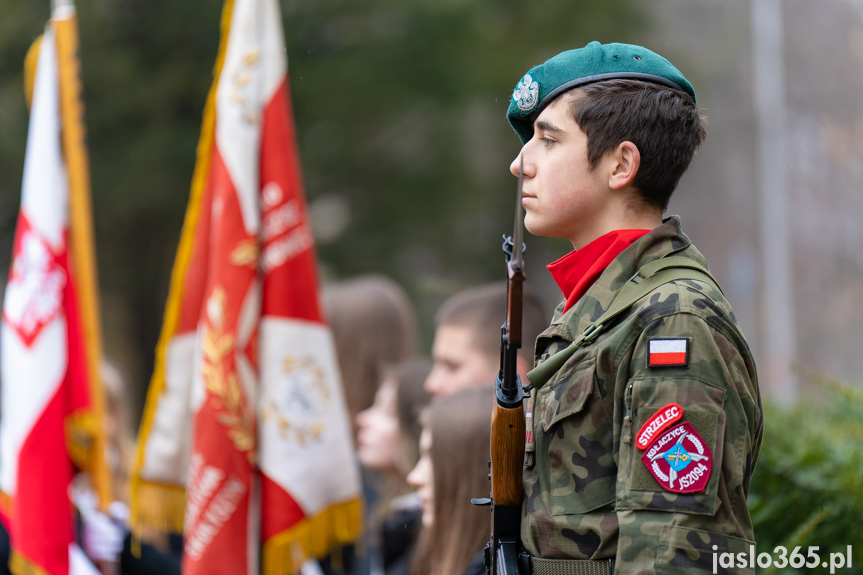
[[648, 338, 689, 367]]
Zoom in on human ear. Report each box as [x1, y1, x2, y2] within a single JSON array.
[[608, 141, 640, 190]]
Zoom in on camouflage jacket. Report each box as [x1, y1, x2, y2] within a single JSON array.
[[521, 217, 763, 574]]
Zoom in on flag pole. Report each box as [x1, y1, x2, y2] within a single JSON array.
[[53, 4, 117, 574], [52, 0, 112, 510]]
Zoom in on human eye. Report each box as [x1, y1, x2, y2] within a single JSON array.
[[539, 136, 556, 148], [534, 131, 555, 146]]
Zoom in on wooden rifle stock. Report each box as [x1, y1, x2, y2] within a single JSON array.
[[490, 402, 525, 507]]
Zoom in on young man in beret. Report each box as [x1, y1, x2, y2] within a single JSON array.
[[506, 42, 762, 574]]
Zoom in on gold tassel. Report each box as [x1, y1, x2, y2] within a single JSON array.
[[65, 410, 98, 472], [262, 498, 364, 575], [130, 480, 187, 537], [10, 551, 51, 575]]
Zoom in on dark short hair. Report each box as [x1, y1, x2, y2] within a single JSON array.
[[567, 79, 707, 211], [435, 282, 547, 366]]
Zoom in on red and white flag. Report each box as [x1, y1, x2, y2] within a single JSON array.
[[0, 5, 110, 575], [648, 338, 689, 367], [130, 1, 362, 574]]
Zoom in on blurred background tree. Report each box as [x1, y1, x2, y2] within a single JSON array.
[[748, 373, 863, 572], [0, 0, 641, 416]]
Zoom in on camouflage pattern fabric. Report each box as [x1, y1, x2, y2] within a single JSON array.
[[522, 216, 763, 575]]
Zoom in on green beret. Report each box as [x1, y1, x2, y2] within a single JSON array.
[[507, 41, 696, 144]]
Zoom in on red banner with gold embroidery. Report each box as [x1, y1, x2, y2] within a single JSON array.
[[130, 1, 361, 573]]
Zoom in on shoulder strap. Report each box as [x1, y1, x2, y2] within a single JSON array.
[[527, 257, 721, 388]]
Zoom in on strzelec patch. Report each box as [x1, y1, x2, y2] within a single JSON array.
[[636, 403, 683, 450], [641, 422, 712, 493], [648, 338, 689, 367]]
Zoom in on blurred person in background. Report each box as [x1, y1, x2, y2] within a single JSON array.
[[324, 275, 418, 435], [424, 282, 546, 397], [319, 275, 419, 575], [406, 388, 491, 575], [355, 360, 431, 575], [73, 362, 181, 575]]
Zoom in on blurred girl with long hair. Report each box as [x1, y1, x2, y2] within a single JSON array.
[[407, 388, 491, 575]]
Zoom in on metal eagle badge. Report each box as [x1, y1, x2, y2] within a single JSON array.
[[513, 73, 539, 112]]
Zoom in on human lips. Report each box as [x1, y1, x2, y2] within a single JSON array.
[[355, 426, 373, 451], [416, 491, 429, 509]]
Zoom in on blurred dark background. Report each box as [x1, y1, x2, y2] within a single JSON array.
[[2, 0, 862, 564]]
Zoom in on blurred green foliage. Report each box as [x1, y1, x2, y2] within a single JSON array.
[[749, 374, 863, 573], [0, 0, 643, 406]]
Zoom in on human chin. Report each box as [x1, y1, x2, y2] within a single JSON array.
[[523, 211, 554, 238], [356, 445, 379, 469], [522, 210, 539, 234], [357, 433, 386, 469], [421, 504, 434, 527]]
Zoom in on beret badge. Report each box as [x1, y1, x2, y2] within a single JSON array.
[[513, 73, 539, 113]]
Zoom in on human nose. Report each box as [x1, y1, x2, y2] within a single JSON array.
[[424, 368, 442, 396], [510, 148, 533, 178], [407, 459, 424, 488], [510, 151, 523, 178], [356, 406, 373, 428]]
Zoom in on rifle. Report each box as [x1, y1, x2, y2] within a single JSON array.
[[474, 159, 527, 575]]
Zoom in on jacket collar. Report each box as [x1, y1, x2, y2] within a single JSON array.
[[542, 216, 705, 340]]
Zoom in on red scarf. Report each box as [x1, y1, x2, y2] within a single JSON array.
[[548, 229, 649, 313]]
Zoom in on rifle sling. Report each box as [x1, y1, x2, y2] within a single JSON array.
[[526, 256, 721, 389]]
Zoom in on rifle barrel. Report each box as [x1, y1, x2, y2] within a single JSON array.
[[484, 155, 528, 575]]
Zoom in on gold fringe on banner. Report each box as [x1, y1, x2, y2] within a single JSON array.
[[262, 498, 364, 575], [133, 480, 188, 533], [10, 551, 51, 575], [129, 0, 235, 540]]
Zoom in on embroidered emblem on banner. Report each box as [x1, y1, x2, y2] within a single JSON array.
[[513, 73, 539, 112], [636, 403, 683, 450], [648, 338, 689, 367], [641, 421, 712, 493], [2, 230, 66, 347], [261, 354, 330, 446]]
